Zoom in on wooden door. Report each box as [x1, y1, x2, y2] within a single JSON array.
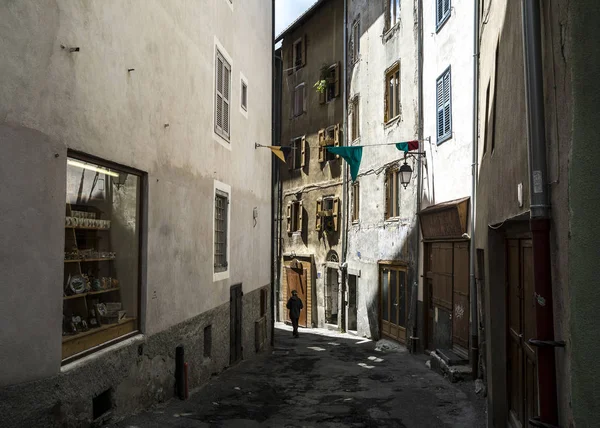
[[452, 243, 470, 354], [285, 267, 307, 327], [230, 284, 243, 365], [429, 243, 453, 350], [380, 265, 408, 343], [507, 239, 537, 428]]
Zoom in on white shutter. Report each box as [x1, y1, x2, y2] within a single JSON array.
[[436, 74, 445, 139], [216, 56, 224, 133], [443, 70, 451, 136]]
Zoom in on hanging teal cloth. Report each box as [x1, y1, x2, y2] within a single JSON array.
[[395, 140, 419, 153], [326, 146, 363, 181]]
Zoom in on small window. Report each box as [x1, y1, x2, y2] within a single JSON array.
[[326, 64, 340, 103], [241, 81, 248, 111], [351, 20, 360, 63], [316, 196, 340, 232], [352, 182, 360, 222], [351, 97, 360, 141], [293, 37, 306, 71], [215, 50, 231, 140], [214, 190, 229, 272], [436, 67, 452, 143], [387, 0, 401, 30], [293, 83, 306, 117], [318, 125, 340, 162], [385, 63, 401, 122], [288, 136, 306, 170], [385, 168, 400, 219], [286, 200, 303, 233], [436, 0, 451, 30]]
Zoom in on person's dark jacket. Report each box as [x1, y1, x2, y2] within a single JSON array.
[[286, 295, 303, 319]]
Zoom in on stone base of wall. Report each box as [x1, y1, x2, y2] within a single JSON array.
[[0, 285, 271, 428]]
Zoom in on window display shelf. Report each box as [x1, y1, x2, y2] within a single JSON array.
[[63, 287, 120, 300], [64, 258, 115, 263], [62, 318, 137, 359]]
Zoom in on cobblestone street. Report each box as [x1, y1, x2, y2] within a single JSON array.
[[114, 325, 485, 428]]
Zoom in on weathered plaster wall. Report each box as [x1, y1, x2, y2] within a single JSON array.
[[278, 0, 344, 328], [0, 0, 272, 387], [346, 0, 420, 339], [568, 0, 600, 425], [476, 0, 572, 426]]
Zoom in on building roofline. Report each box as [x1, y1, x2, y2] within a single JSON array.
[[274, 0, 329, 43]]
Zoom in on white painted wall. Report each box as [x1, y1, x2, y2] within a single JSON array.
[[0, 0, 272, 385], [346, 0, 420, 338]]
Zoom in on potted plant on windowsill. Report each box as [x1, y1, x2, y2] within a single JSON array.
[[313, 64, 332, 94]]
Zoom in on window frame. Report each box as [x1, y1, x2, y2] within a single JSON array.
[[436, 0, 451, 32], [436, 66, 452, 144], [287, 200, 303, 234], [352, 181, 360, 223], [241, 80, 248, 111], [385, 62, 401, 123], [385, 168, 401, 219], [215, 49, 231, 141], [351, 19, 360, 63], [293, 37, 305, 71], [213, 180, 231, 281], [351, 97, 360, 142], [293, 82, 306, 117], [326, 63, 340, 103], [386, 0, 401, 31]]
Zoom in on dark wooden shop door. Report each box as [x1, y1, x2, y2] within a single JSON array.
[[452, 242, 470, 353], [230, 284, 243, 365], [285, 266, 307, 327], [380, 265, 408, 343], [507, 239, 538, 428]]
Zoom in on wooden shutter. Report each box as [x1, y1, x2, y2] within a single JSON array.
[[303, 84, 307, 113], [286, 202, 292, 233], [436, 76, 444, 139], [298, 200, 304, 233], [318, 129, 325, 162], [301, 136, 307, 167], [384, 172, 390, 219], [287, 45, 293, 75], [316, 198, 323, 231], [302, 35, 307, 67], [334, 62, 341, 98], [332, 197, 340, 231], [334, 124, 340, 159], [384, 74, 389, 123]]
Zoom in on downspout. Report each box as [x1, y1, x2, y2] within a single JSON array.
[[470, 0, 480, 377], [270, 0, 276, 346], [412, 0, 424, 355], [340, 0, 349, 332], [521, 0, 559, 426]]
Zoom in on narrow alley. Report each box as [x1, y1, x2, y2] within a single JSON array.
[[114, 325, 485, 428]]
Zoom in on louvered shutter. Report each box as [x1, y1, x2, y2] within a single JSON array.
[[332, 197, 340, 231], [223, 61, 230, 136], [301, 136, 307, 167], [437, 0, 444, 24], [436, 75, 445, 140], [298, 201, 304, 233], [444, 0, 450, 18], [443, 71, 451, 136], [216, 55, 224, 134], [286, 202, 292, 233], [316, 198, 323, 231], [318, 129, 325, 162]]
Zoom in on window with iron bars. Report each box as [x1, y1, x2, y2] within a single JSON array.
[[214, 190, 229, 272]]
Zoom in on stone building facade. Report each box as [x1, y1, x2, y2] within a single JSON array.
[[275, 0, 346, 330], [0, 1, 273, 426]]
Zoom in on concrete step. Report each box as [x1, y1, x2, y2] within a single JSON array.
[[428, 350, 473, 383]]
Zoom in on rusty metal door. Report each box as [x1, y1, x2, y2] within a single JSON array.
[[285, 266, 307, 327], [452, 243, 470, 353], [507, 239, 538, 428]]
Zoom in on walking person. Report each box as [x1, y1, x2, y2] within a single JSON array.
[[286, 289, 303, 338]]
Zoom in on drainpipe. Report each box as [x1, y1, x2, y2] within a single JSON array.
[[270, 0, 277, 346], [340, 0, 349, 333], [521, 0, 559, 426], [469, 0, 480, 377], [412, 0, 424, 355]]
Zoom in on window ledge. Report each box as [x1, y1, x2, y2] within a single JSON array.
[[384, 115, 401, 128], [382, 22, 400, 42], [437, 133, 452, 145], [385, 217, 400, 223]]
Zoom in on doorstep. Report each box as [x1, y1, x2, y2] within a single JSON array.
[[428, 349, 473, 383]]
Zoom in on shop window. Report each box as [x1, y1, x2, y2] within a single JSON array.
[[385, 167, 401, 218], [318, 124, 341, 162], [62, 155, 142, 362], [286, 200, 303, 234]]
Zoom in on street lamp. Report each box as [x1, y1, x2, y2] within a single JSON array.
[[399, 161, 413, 189]]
